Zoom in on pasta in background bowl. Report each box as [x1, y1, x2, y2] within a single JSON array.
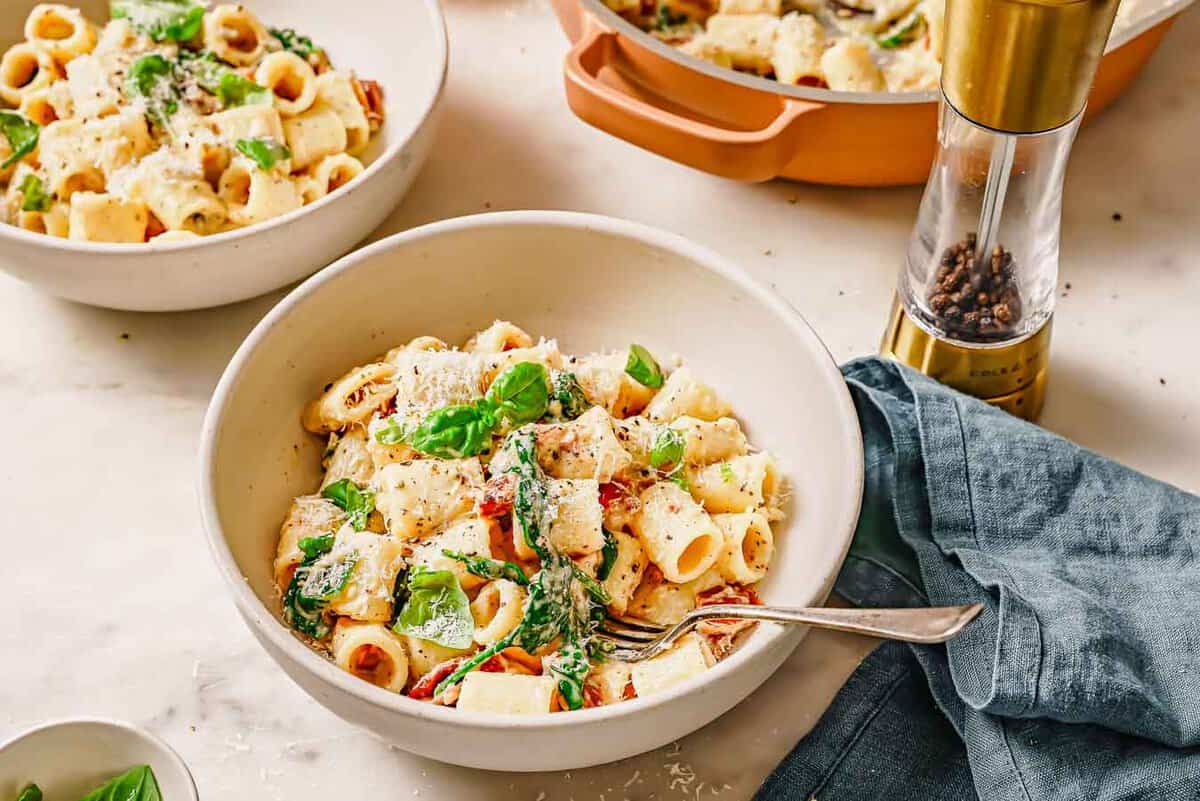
[[200, 211, 864, 770], [0, 0, 446, 311]]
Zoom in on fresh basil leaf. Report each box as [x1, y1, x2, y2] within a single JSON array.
[[668, 471, 690, 490], [374, 415, 408, 445], [298, 533, 335, 560], [216, 72, 271, 107], [442, 549, 529, 585], [77, 764, 162, 801], [126, 54, 180, 127], [720, 462, 736, 483], [15, 784, 42, 801], [550, 371, 590, 420], [486, 362, 550, 425], [597, 529, 619, 581], [876, 12, 925, 48], [17, 173, 50, 212], [321, 478, 374, 531], [407, 403, 495, 459], [283, 565, 332, 638], [111, 0, 204, 42], [625, 344, 664, 388], [0, 111, 39, 169], [654, 3, 689, 28], [300, 550, 357, 601], [649, 426, 686, 470], [392, 567, 474, 649], [236, 137, 291, 170], [270, 27, 323, 59]]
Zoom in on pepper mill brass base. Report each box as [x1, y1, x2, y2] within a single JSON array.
[[879, 295, 1050, 421]]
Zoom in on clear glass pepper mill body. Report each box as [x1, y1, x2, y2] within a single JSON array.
[[899, 99, 1082, 346]]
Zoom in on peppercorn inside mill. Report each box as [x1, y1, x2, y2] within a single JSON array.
[[927, 233, 1022, 342]]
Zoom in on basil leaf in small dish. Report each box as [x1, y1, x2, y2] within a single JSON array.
[[625, 344, 664, 388], [17, 174, 50, 213], [236, 137, 291, 170], [392, 567, 474, 649], [111, 0, 205, 43], [77, 764, 162, 801], [0, 111, 39, 169], [321, 478, 375, 531]]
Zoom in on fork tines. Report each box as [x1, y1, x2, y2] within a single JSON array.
[[598, 616, 668, 643]]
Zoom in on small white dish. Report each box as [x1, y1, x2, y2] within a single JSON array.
[[199, 210, 864, 771], [0, 719, 198, 800], [0, 0, 447, 311]]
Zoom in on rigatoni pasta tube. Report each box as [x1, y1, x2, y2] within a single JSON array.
[[533, 406, 633, 482], [470, 579, 528, 645], [601, 530, 647, 616], [399, 634, 471, 679], [218, 158, 302, 227], [514, 478, 604, 558], [19, 87, 61, 125], [670, 416, 748, 465], [632, 481, 723, 583], [772, 12, 825, 85], [67, 191, 147, 242], [315, 71, 371, 155], [211, 105, 286, 145], [204, 4, 270, 67], [320, 428, 374, 490], [457, 672, 557, 715], [820, 39, 886, 92], [25, 4, 96, 65], [712, 512, 774, 584], [687, 451, 780, 514], [319, 529, 406, 622], [303, 153, 364, 203], [374, 458, 485, 539], [408, 517, 493, 589], [257, 51, 318, 117], [332, 620, 409, 693], [699, 14, 779, 75], [464, 320, 533, 353], [0, 42, 58, 106], [273, 495, 345, 590], [303, 362, 397, 433], [645, 367, 733, 422], [282, 104, 347, 171]]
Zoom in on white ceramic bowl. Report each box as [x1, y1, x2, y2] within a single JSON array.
[[0, 719, 198, 800], [0, 0, 446, 311], [199, 211, 863, 771]]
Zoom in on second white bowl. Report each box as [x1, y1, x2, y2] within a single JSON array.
[[199, 211, 864, 771], [0, 0, 446, 311]]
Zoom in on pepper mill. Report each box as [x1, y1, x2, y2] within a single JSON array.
[[881, 0, 1121, 420]]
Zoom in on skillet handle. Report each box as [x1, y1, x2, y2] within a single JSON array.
[[563, 12, 820, 182]]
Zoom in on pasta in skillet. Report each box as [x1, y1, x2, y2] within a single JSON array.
[[0, 2, 385, 242], [273, 322, 785, 713]]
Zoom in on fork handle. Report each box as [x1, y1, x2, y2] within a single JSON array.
[[694, 603, 985, 644]]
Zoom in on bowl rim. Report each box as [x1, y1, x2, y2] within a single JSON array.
[[0, 0, 448, 255], [198, 210, 864, 731], [577, 0, 1193, 107], [0, 717, 199, 801]]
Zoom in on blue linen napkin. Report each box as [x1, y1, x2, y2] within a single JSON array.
[[756, 357, 1200, 801]]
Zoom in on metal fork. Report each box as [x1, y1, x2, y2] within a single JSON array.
[[598, 603, 985, 662]]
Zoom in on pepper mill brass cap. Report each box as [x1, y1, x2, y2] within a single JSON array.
[[880, 296, 1051, 421], [942, 0, 1121, 133]]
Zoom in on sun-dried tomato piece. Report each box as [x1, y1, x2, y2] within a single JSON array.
[[407, 657, 464, 700], [480, 473, 517, 518], [352, 77, 385, 131]]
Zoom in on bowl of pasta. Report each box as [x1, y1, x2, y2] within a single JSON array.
[[0, 0, 446, 311], [199, 210, 864, 771], [553, 0, 1191, 184]]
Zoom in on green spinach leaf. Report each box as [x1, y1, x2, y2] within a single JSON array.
[[77, 764, 162, 801], [15, 784, 42, 801], [486, 362, 549, 425], [298, 533, 335, 560], [236, 137, 291, 169], [179, 50, 271, 107], [270, 27, 323, 59], [111, 0, 204, 42], [321, 478, 374, 531], [624, 344, 664, 388], [17, 173, 50, 212], [0, 111, 38, 169], [126, 54, 180, 127], [597, 529, 619, 581], [392, 567, 474, 649], [442, 550, 529, 585], [550, 371, 590, 420]]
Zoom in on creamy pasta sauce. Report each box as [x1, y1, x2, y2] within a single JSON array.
[[273, 321, 784, 713], [0, 2, 385, 242]]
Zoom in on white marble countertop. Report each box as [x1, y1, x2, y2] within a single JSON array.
[[3, 2, 1198, 799]]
